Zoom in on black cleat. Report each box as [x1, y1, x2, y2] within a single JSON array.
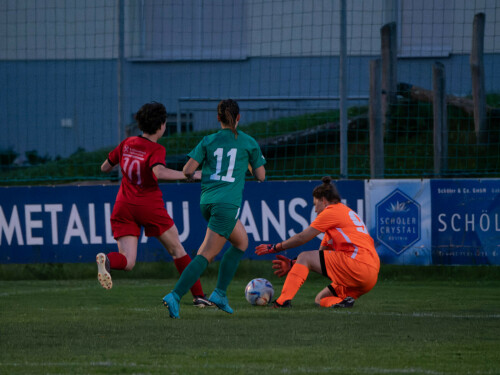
[[193, 295, 215, 308], [272, 299, 292, 308], [332, 297, 355, 308]]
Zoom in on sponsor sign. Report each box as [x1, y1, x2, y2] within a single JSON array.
[[376, 189, 421, 255], [0, 180, 364, 264], [366, 180, 432, 265], [431, 179, 500, 265]]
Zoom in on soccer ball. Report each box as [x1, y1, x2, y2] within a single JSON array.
[[244, 278, 274, 306]]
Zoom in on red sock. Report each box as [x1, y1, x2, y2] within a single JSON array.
[[174, 254, 204, 297], [277, 263, 309, 304], [107, 252, 127, 270]]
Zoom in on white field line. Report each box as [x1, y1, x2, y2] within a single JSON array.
[[0, 286, 91, 297], [0, 282, 167, 297], [0, 361, 446, 374], [2, 361, 499, 375], [339, 310, 500, 319]]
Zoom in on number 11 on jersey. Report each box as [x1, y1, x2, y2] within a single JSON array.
[[210, 147, 237, 182]]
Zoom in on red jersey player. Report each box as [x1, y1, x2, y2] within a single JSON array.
[[97, 101, 212, 307]]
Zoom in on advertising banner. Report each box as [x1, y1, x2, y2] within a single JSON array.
[[3, 179, 499, 265], [0, 180, 364, 264], [431, 179, 500, 265], [365, 179, 432, 265]]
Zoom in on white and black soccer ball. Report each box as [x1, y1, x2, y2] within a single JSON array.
[[244, 278, 274, 306]]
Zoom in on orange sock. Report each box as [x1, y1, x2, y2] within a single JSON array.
[[276, 263, 309, 304]]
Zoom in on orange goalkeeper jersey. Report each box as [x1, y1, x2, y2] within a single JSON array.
[[311, 203, 379, 268]]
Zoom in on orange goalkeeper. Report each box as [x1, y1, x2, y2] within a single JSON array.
[[255, 176, 380, 308]]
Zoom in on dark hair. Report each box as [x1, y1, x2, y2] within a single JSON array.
[[135, 102, 167, 135], [312, 176, 341, 203], [217, 99, 239, 138]]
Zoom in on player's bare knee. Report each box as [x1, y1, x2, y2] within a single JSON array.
[[314, 294, 322, 305], [124, 260, 135, 271], [230, 236, 248, 252], [233, 241, 248, 252], [169, 245, 187, 259], [296, 252, 309, 266], [238, 241, 248, 252]]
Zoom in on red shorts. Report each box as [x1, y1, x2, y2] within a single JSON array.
[[110, 200, 174, 239], [320, 250, 379, 300]]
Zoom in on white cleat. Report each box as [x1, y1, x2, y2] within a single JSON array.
[[96, 253, 112, 290]]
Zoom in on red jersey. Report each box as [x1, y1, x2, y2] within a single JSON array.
[[311, 203, 379, 268], [108, 136, 166, 206]]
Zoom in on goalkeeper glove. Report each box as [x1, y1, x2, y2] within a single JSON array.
[[254, 243, 283, 256], [272, 255, 296, 277]]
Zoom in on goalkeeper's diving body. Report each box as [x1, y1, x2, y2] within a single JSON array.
[[255, 176, 380, 308]]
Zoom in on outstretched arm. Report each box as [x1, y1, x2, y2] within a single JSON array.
[[255, 226, 321, 255], [183, 158, 200, 180], [153, 164, 199, 181], [101, 159, 115, 173]]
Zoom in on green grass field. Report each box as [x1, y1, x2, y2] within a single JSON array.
[[1, 262, 499, 375]]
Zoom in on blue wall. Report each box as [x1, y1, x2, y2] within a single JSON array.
[[2, 54, 499, 159]]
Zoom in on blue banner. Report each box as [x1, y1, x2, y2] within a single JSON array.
[[431, 179, 500, 265], [0, 180, 364, 264], [3, 179, 499, 265], [365, 180, 432, 265]]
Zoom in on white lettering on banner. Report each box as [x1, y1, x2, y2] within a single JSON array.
[[44, 204, 62, 245], [141, 230, 148, 243], [452, 214, 460, 232], [262, 200, 286, 241], [89, 204, 102, 244], [310, 206, 323, 240], [0, 205, 24, 245], [166, 201, 190, 243], [63, 204, 88, 244], [480, 214, 490, 231], [25, 205, 43, 245], [357, 199, 364, 223], [104, 203, 115, 244], [0, 197, 366, 249], [179, 201, 190, 242], [379, 217, 417, 225], [438, 213, 500, 232], [241, 200, 260, 241], [288, 198, 308, 237]]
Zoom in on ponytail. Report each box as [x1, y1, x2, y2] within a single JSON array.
[[218, 99, 239, 139], [312, 176, 341, 203]]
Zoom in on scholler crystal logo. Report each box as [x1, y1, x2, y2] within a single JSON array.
[[376, 189, 421, 254]]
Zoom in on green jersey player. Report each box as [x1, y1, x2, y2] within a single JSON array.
[[163, 99, 266, 318]]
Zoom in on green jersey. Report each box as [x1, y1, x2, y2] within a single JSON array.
[[188, 128, 266, 207]]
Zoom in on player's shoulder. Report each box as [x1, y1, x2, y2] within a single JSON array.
[[237, 130, 259, 145], [236, 129, 252, 139], [326, 202, 349, 212]]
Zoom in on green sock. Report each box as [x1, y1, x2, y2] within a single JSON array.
[[173, 255, 208, 298], [216, 246, 244, 293]]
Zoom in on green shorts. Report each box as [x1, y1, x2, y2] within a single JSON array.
[[200, 203, 240, 239]]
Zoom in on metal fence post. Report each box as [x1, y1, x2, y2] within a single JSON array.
[[370, 59, 384, 178], [433, 62, 447, 176], [339, 0, 348, 179]]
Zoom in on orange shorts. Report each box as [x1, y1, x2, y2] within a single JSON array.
[[110, 200, 174, 239], [320, 249, 379, 302]]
